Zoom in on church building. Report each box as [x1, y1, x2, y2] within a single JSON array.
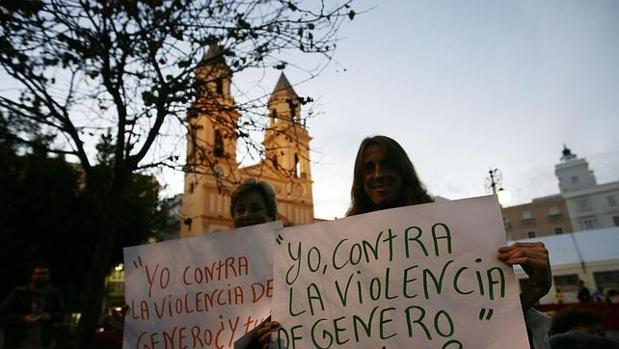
[[180, 44, 315, 236]]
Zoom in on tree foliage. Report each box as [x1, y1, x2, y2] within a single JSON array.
[[0, 0, 354, 346], [0, 133, 162, 313], [0, 0, 353, 172]]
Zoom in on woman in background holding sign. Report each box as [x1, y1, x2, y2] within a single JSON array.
[[346, 135, 552, 349], [230, 179, 281, 349], [110, 179, 280, 349]]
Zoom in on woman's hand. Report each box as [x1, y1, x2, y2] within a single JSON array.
[[251, 321, 280, 349], [498, 242, 551, 310]]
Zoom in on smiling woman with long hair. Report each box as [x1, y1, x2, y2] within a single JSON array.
[[346, 135, 553, 349], [347, 135, 432, 216]]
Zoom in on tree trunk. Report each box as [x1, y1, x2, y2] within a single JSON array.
[[75, 169, 128, 348]]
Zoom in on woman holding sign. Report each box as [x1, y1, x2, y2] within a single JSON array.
[[109, 179, 280, 349], [230, 179, 281, 349], [347, 135, 552, 349]]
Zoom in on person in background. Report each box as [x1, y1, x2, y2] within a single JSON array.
[[230, 178, 278, 229], [555, 288, 564, 304], [607, 289, 619, 305], [593, 286, 605, 303], [0, 262, 64, 349], [577, 280, 592, 303], [230, 178, 280, 349], [550, 307, 619, 349], [346, 135, 553, 349]]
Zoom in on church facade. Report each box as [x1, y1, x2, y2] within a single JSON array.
[[180, 45, 315, 237]]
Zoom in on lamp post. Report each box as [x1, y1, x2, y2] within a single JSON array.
[[485, 168, 501, 195], [485, 167, 511, 207]]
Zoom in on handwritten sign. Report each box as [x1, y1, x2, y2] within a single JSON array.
[[123, 222, 282, 349], [271, 196, 529, 348]]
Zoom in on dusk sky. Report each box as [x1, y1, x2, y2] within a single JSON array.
[[164, 0, 619, 219]]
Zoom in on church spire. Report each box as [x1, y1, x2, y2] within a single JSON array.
[[202, 42, 227, 67], [195, 42, 233, 100], [268, 72, 301, 124], [271, 72, 297, 99]]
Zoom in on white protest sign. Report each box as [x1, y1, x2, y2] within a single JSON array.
[[272, 196, 529, 348], [123, 221, 282, 349]]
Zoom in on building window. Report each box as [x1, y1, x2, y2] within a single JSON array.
[[288, 99, 297, 119], [216, 79, 224, 95], [614, 216, 619, 227], [578, 216, 598, 231], [554, 227, 564, 235], [183, 218, 192, 231], [608, 195, 617, 207], [521, 211, 535, 224], [294, 153, 300, 178], [270, 109, 278, 124], [571, 175, 579, 184], [576, 197, 591, 212], [554, 274, 579, 292], [527, 231, 536, 238], [214, 130, 224, 157], [548, 206, 561, 220], [594, 270, 619, 290], [503, 217, 511, 230], [272, 155, 278, 169]]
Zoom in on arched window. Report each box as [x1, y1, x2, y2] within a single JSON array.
[[294, 153, 301, 178], [214, 130, 224, 157], [271, 109, 278, 124], [215, 78, 224, 95], [288, 99, 297, 120]]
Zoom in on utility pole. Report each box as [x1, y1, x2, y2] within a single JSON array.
[[485, 168, 502, 195], [485, 167, 512, 207]]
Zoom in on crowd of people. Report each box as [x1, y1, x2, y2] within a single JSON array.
[[577, 282, 619, 307], [550, 307, 619, 349], [1, 135, 618, 348]]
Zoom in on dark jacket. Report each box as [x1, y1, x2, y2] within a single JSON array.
[[550, 330, 619, 349], [0, 284, 64, 347]]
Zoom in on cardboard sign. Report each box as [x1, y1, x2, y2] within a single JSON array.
[[123, 222, 282, 349], [271, 196, 529, 348]]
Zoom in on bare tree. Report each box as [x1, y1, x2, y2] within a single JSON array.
[[0, 0, 355, 346]]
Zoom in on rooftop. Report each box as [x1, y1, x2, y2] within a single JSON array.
[[510, 227, 619, 267]]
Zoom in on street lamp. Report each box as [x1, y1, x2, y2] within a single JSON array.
[[497, 188, 512, 207], [485, 167, 511, 207]]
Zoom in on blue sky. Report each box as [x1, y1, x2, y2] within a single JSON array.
[[124, 0, 619, 219], [160, 0, 619, 219], [1, 1, 616, 219], [270, 0, 619, 218]]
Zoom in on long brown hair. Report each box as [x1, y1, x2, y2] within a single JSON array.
[[346, 135, 432, 216]]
